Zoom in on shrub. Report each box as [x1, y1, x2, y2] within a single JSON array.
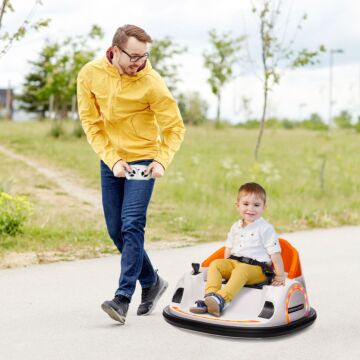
[[235, 119, 260, 129], [282, 119, 296, 129], [300, 113, 328, 131], [177, 92, 209, 126], [334, 110, 353, 129], [354, 117, 360, 133], [48, 121, 65, 138], [72, 122, 85, 138], [0, 192, 32, 236], [266, 117, 282, 129]]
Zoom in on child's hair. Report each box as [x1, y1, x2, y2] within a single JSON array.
[[237, 182, 267, 204]]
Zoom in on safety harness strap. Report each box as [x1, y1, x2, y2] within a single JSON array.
[[229, 255, 274, 280]]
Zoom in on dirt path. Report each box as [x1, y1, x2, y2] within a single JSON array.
[[0, 143, 195, 268], [0, 143, 101, 210]]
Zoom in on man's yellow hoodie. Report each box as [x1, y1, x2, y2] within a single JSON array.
[[77, 56, 185, 170]]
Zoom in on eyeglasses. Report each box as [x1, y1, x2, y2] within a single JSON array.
[[119, 47, 149, 63]]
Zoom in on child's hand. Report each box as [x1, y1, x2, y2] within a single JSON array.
[[272, 274, 285, 286]]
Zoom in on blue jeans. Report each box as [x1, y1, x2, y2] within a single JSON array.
[[100, 160, 157, 301]]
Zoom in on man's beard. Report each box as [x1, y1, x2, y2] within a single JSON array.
[[126, 65, 139, 75], [117, 59, 138, 76]]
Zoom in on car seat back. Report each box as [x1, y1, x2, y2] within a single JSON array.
[[201, 238, 302, 279]]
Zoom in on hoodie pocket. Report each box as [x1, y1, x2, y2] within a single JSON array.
[[130, 113, 158, 141]]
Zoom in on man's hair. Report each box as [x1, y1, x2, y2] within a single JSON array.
[[112, 24, 152, 48], [237, 182, 267, 204]]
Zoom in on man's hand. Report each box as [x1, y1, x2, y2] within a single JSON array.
[[112, 160, 132, 178], [145, 161, 165, 178]]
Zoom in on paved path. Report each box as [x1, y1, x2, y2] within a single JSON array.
[[1, 226, 360, 360]]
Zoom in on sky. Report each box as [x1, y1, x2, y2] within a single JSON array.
[[1, 0, 360, 123]]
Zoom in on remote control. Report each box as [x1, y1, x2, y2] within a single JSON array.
[[125, 164, 152, 180]]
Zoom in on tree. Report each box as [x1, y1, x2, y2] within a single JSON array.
[[177, 92, 208, 126], [17, 43, 57, 117], [355, 117, 360, 133], [45, 25, 104, 118], [252, 0, 326, 159], [0, 0, 50, 58], [150, 36, 187, 93], [333, 110, 353, 129], [18, 25, 103, 119], [203, 29, 245, 125], [300, 113, 328, 131]]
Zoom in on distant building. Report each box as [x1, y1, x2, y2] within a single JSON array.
[[0, 88, 14, 119]]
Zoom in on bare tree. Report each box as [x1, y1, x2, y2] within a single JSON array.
[[0, 0, 50, 58], [203, 29, 245, 126], [252, 0, 325, 159]]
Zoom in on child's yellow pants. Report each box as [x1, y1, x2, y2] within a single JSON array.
[[205, 258, 267, 303]]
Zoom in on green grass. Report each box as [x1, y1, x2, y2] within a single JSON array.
[[0, 120, 100, 187], [0, 148, 110, 257], [152, 126, 360, 238], [0, 120, 359, 258]]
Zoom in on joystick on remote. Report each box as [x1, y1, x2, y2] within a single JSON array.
[[125, 164, 152, 180]]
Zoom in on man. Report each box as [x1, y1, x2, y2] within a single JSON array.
[[77, 24, 185, 324]]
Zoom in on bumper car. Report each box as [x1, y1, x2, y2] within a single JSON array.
[[163, 238, 317, 338]]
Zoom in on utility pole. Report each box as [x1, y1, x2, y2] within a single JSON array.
[[5, 81, 12, 120], [298, 102, 307, 121], [358, 64, 360, 124], [328, 49, 343, 127]]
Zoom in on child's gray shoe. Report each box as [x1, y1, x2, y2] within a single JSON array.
[[190, 300, 208, 314], [204, 293, 225, 317]]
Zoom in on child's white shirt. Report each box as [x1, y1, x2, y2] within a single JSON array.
[[225, 217, 281, 263]]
